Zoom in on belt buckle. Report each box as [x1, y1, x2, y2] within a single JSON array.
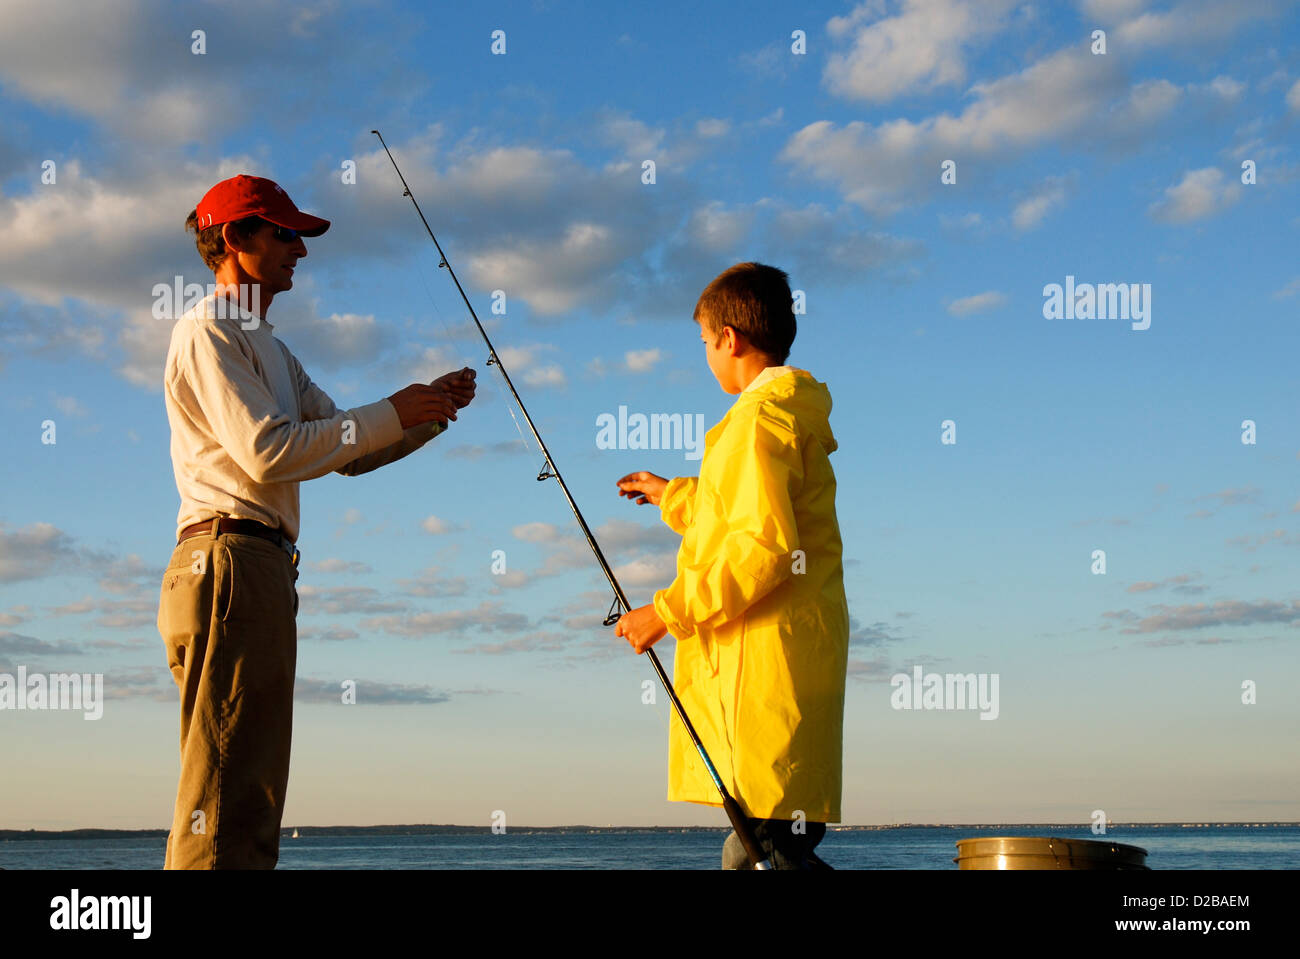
[[271, 529, 298, 567]]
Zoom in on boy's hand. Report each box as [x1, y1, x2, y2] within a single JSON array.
[[615, 604, 668, 654], [616, 471, 668, 506]]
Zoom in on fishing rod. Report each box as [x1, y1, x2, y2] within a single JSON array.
[[372, 129, 771, 870]]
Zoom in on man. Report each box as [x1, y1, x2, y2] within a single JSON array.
[[157, 174, 475, 868]]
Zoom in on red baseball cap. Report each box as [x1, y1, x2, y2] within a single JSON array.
[[194, 174, 330, 236]]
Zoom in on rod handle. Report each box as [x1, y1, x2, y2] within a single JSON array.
[[722, 796, 771, 870]]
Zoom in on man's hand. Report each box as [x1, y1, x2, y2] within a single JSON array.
[[616, 604, 669, 654], [387, 368, 476, 430], [616, 471, 669, 506], [387, 383, 461, 430], [430, 366, 477, 412]]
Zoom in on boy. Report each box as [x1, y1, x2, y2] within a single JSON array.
[[615, 262, 850, 869]]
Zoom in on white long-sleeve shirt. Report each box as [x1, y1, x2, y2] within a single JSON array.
[[163, 293, 443, 543]]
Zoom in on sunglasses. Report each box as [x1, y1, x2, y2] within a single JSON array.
[[271, 225, 301, 242]]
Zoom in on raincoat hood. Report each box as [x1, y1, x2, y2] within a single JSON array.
[[737, 366, 838, 457]]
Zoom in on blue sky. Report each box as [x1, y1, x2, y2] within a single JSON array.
[[1, 0, 1298, 829]]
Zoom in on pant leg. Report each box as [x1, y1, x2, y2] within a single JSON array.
[[158, 531, 298, 869], [722, 818, 831, 870]]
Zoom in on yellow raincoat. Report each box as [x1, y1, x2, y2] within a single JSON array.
[[653, 366, 849, 822]]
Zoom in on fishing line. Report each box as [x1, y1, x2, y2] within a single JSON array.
[[372, 129, 771, 870], [403, 214, 537, 457]]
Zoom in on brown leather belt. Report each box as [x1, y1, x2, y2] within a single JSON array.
[[178, 517, 300, 567]]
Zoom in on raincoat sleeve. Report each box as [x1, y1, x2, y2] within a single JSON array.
[[658, 476, 699, 535], [284, 345, 445, 477], [654, 410, 803, 636]]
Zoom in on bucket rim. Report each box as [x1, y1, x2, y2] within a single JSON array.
[[953, 835, 1150, 857]]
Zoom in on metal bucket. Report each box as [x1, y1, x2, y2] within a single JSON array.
[[954, 835, 1150, 870]]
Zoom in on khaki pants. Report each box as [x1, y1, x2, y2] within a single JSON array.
[[157, 525, 299, 869]]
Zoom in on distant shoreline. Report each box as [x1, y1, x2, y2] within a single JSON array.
[[3, 822, 1297, 840]]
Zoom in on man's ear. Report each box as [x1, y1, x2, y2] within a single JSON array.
[[220, 221, 247, 254]]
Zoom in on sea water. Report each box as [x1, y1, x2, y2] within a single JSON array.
[[1, 824, 1296, 870]]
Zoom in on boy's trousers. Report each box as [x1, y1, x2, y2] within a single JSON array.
[[156, 525, 299, 869], [722, 818, 832, 870]]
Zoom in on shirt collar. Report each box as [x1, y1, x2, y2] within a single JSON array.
[[742, 365, 796, 394], [201, 291, 271, 330]]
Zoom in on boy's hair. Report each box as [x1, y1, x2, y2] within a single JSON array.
[[185, 209, 267, 272], [694, 262, 796, 364]]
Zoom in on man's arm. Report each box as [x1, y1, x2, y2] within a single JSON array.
[[287, 346, 445, 477], [652, 410, 803, 638], [171, 320, 406, 484]]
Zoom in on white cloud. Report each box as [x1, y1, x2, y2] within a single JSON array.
[[1078, 0, 1148, 18], [51, 394, 89, 417], [512, 522, 561, 543], [824, 0, 1019, 103], [625, 349, 663, 372], [464, 221, 623, 314], [489, 345, 563, 387], [687, 201, 755, 253], [312, 558, 373, 575], [275, 311, 386, 372], [327, 129, 677, 318], [385, 344, 461, 388], [0, 0, 370, 146], [1012, 176, 1072, 230], [523, 364, 566, 388], [593, 520, 679, 552], [0, 522, 79, 583], [362, 602, 531, 638], [785, 41, 1246, 215], [0, 155, 347, 387], [695, 118, 730, 138], [1287, 79, 1300, 113], [600, 113, 665, 161], [496, 346, 538, 370], [397, 566, 468, 599], [1109, 0, 1283, 49], [421, 515, 452, 535], [1271, 278, 1300, 300], [0, 0, 210, 142], [785, 47, 1124, 214], [1148, 168, 1242, 224], [947, 291, 1007, 316], [1204, 75, 1246, 100]]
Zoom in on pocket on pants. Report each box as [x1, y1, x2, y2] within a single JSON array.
[[220, 534, 295, 627], [157, 540, 226, 685]]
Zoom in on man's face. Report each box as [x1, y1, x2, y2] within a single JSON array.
[[231, 221, 308, 295]]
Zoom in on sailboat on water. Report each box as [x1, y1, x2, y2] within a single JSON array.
[[291, 828, 300, 839]]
